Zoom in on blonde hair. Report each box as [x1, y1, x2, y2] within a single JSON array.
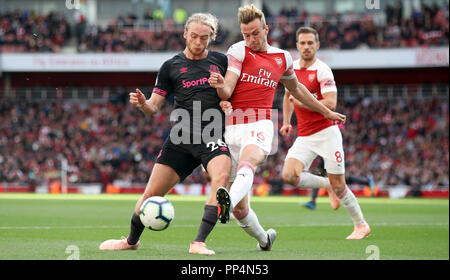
[[238, 4, 266, 27], [184, 13, 219, 41]]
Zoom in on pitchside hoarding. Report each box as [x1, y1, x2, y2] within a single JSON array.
[[0, 47, 448, 72]]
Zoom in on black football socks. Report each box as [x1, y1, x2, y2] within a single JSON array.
[[194, 205, 219, 242], [127, 205, 219, 245], [127, 213, 145, 245]]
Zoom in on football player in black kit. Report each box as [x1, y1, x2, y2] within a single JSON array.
[[99, 13, 231, 255]]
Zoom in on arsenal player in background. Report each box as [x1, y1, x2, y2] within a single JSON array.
[[280, 27, 370, 239]]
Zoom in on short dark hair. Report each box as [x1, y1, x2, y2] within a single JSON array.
[[296, 26, 319, 42]]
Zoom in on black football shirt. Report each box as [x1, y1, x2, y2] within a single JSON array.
[[152, 50, 228, 144]]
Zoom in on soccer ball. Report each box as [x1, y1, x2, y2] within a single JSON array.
[[139, 196, 175, 231]]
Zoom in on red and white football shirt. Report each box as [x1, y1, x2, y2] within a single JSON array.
[[226, 41, 296, 124], [292, 58, 337, 136]]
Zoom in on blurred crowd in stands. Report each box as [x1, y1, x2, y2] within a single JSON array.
[[0, 94, 448, 193], [0, 10, 71, 52], [264, 2, 449, 49], [1, 2, 448, 53], [73, 9, 229, 52], [0, 97, 171, 189]]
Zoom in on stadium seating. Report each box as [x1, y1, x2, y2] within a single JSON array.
[[0, 84, 448, 195], [0, 2, 448, 197], [1, 2, 448, 52]]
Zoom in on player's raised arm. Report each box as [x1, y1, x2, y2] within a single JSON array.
[[319, 91, 337, 111], [281, 77, 346, 124], [209, 71, 239, 100], [129, 88, 165, 116], [287, 90, 337, 111]]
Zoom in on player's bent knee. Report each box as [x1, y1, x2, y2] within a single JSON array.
[[142, 190, 157, 200], [135, 190, 158, 214], [211, 171, 230, 187], [331, 183, 346, 196], [232, 205, 249, 220], [329, 178, 346, 195], [282, 171, 298, 186]]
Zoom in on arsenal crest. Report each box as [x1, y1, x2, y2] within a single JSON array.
[[275, 57, 283, 67], [308, 73, 316, 82]]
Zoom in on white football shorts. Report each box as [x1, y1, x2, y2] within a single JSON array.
[[225, 120, 274, 182], [285, 125, 345, 175]]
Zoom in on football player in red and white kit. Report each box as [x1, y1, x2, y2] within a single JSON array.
[[209, 5, 346, 250], [280, 27, 370, 239]]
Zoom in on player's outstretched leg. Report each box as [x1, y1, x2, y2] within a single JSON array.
[[99, 214, 143, 251], [227, 161, 256, 209], [99, 163, 179, 250], [233, 196, 276, 251], [189, 205, 218, 255], [190, 154, 231, 255], [330, 174, 370, 239], [341, 185, 371, 240], [283, 158, 340, 210], [216, 187, 231, 224]]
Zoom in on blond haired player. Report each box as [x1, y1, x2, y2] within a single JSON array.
[[280, 27, 370, 239], [210, 5, 346, 251], [99, 13, 231, 255]]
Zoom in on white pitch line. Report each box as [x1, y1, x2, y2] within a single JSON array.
[[0, 225, 196, 230], [0, 225, 125, 230], [0, 222, 447, 230], [274, 222, 449, 227]]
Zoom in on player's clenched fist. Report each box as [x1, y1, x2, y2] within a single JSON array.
[[279, 124, 292, 136], [209, 72, 225, 89], [219, 100, 233, 115], [129, 88, 146, 108], [325, 111, 346, 124]]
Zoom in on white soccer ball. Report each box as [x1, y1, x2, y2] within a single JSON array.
[[139, 196, 175, 231]]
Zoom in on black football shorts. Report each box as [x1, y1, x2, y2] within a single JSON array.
[[155, 139, 231, 182]]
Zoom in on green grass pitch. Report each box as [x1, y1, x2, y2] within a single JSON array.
[[0, 193, 448, 260]]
